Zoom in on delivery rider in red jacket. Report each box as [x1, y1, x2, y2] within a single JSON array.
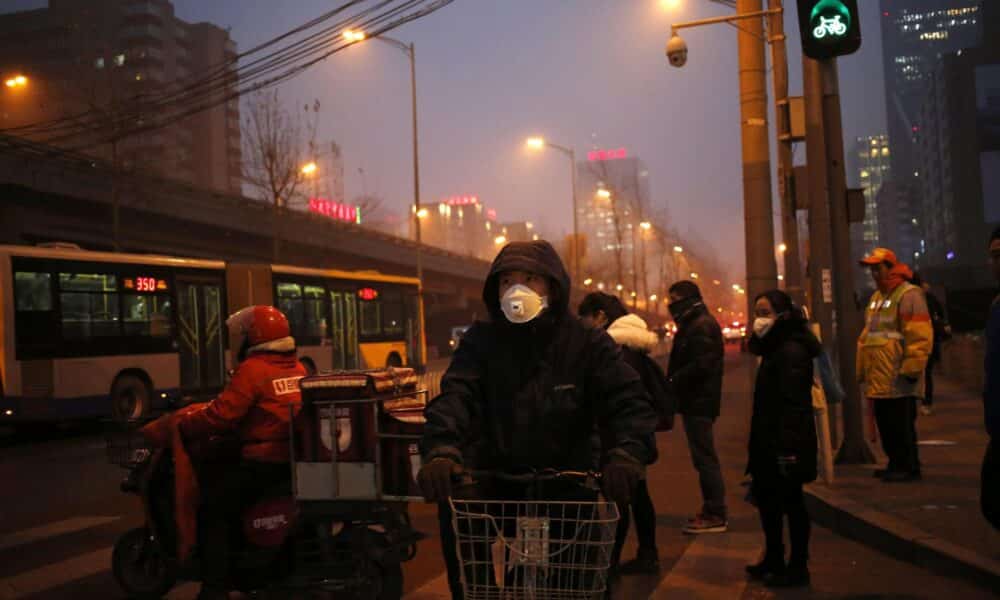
[[177, 305, 306, 600]]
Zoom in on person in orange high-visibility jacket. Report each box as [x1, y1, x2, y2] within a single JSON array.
[[176, 305, 306, 600], [857, 248, 933, 483]]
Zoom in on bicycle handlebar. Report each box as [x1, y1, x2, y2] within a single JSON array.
[[453, 468, 601, 485]]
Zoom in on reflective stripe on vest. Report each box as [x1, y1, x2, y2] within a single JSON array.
[[863, 283, 915, 345]]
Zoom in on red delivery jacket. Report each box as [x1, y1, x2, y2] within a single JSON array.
[[178, 351, 307, 462]]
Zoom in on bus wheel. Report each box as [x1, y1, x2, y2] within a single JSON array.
[[386, 353, 403, 368], [111, 375, 151, 422], [301, 358, 317, 375]]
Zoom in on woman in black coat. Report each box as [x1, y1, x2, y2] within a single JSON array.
[[746, 290, 821, 588]]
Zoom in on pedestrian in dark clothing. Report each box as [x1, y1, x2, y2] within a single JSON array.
[[983, 226, 1000, 530], [910, 272, 950, 416], [580, 292, 669, 576], [418, 240, 659, 600], [666, 281, 727, 533], [745, 290, 820, 588]]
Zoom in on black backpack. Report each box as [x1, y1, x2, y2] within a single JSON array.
[[626, 348, 676, 432]]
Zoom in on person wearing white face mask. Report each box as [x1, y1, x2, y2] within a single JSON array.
[[418, 240, 659, 600], [745, 290, 821, 588]]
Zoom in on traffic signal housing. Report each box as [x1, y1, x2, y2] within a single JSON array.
[[797, 0, 861, 60]]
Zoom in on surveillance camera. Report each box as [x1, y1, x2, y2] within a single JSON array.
[[666, 34, 688, 68]]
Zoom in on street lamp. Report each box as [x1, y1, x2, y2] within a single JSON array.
[[526, 135, 580, 284], [778, 242, 788, 253], [673, 245, 683, 253], [345, 29, 425, 365], [4, 75, 27, 89], [596, 188, 611, 200], [301, 161, 318, 175], [583, 278, 593, 286], [640, 221, 652, 231], [494, 235, 507, 246], [415, 207, 429, 219]]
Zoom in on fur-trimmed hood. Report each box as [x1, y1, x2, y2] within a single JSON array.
[[607, 314, 657, 352], [248, 336, 296, 355]]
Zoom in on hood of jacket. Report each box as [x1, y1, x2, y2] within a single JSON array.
[[483, 240, 571, 323], [607, 314, 658, 352]]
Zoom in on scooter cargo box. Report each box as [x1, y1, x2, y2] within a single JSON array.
[[294, 368, 426, 500], [298, 368, 421, 463]]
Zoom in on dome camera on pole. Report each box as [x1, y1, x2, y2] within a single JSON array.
[[666, 33, 688, 68]]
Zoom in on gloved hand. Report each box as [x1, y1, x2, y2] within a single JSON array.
[[417, 457, 461, 502], [901, 374, 919, 384], [601, 454, 644, 507]]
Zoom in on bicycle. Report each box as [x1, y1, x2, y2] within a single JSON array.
[[448, 469, 619, 600]]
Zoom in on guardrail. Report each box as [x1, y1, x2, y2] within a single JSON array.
[[417, 369, 444, 400]]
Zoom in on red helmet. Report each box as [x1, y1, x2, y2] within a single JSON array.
[[226, 305, 290, 347]]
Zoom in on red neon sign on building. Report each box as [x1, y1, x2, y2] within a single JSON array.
[[444, 195, 480, 206], [309, 198, 361, 224], [587, 148, 627, 162]]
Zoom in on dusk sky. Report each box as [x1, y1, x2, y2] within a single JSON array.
[[5, 0, 888, 278]]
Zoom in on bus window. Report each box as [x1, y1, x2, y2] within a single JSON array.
[[359, 298, 381, 336], [303, 285, 326, 340], [382, 292, 404, 335], [59, 272, 119, 339], [14, 272, 52, 311], [276, 282, 304, 335], [123, 294, 173, 338]]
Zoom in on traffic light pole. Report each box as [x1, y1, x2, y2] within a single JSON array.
[[803, 56, 838, 446], [819, 58, 873, 464]]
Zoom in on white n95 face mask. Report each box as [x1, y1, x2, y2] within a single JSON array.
[[753, 317, 777, 338], [500, 284, 548, 324]]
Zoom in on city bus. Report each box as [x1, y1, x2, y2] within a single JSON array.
[[0, 244, 423, 423]]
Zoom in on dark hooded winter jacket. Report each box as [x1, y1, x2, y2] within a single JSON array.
[[747, 318, 821, 483], [420, 241, 658, 471], [666, 301, 725, 418]]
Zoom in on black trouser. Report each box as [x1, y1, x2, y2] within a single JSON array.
[[751, 474, 810, 568], [682, 415, 727, 518], [437, 479, 600, 600], [611, 480, 657, 566], [199, 460, 290, 588], [983, 439, 1000, 530], [873, 396, 921, 474], [923, 355, 938, 407]]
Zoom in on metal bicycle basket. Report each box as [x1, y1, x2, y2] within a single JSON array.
[[448, 498, 619, 600]]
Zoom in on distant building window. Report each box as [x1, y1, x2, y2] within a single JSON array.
[[114, 54, 126, 67], [95, 57, 105, 69]]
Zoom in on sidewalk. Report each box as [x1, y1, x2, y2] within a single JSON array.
[[804, 373, 1000, 588]]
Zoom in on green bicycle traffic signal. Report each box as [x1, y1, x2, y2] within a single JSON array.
[[797, 0, 861, 60]]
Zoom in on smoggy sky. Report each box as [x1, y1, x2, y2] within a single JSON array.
[[5, 1, 888, 278]]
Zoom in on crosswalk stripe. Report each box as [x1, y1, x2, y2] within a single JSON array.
[[403, 572, 450, 599], [0, 517, 121, 553], [0, 546, 111, 599], [648, 532, 760, 599]]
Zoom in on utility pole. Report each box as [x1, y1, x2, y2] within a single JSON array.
[[736, 0, 779, 312], [766, 0, 803, 305], [819, 59, 873, 464]]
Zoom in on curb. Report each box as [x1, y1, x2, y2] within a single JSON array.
[[803, 483, 1000, 591]]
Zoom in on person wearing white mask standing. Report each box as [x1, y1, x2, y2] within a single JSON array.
[[746, 289, 821, 588], [419, 240, 658, 600]]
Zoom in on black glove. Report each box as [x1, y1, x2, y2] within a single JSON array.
[[601, 454, 644, 507], [902, 374, 919, 384], [417, 457, 460, 502]]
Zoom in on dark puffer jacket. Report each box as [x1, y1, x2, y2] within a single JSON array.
[[666, 302, 724, 418], [747, 318, 821, 483], [420, 241, 658, 471]]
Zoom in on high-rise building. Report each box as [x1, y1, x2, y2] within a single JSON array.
[[0, 0, 242, 194], [913, 3, 1000, 280], [410, 195, 500, 261], [878, 1, 983, 261], [848, 134, 891, 293], [574, 151, 651, 288]]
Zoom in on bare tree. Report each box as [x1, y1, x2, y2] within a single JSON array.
[[352, 194, 386, 224], [242, 90, 319, 209]]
